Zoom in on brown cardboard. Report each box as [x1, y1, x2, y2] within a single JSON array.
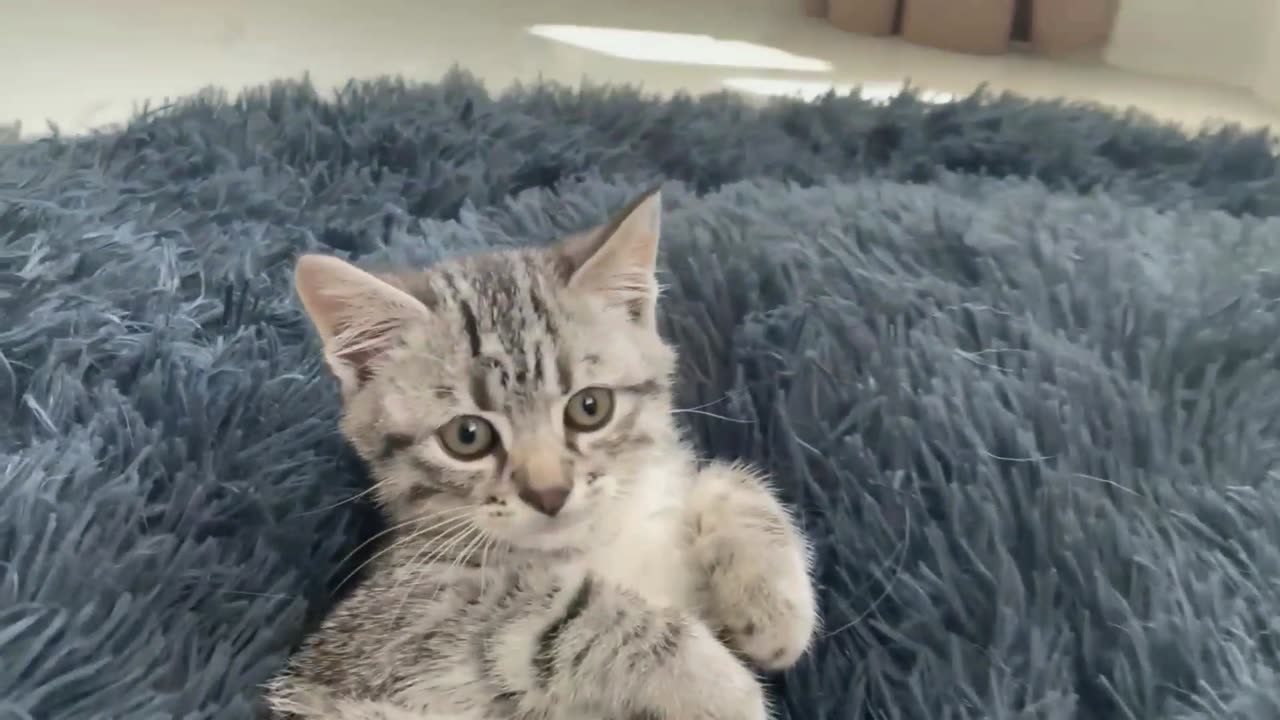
[[828, 0, 900, 35], [1029, 0, 1118, 56], [802, 0, 829, 17], [901, 0, 1016, 55]]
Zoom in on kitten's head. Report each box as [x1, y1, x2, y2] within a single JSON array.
[[295, 189, 679, 554]]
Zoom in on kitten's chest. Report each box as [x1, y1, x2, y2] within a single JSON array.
[[584, 498, 696, 610]]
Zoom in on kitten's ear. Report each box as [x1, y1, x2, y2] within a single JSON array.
[[294, 254, 429, 394], [556, 186, 662, 326]]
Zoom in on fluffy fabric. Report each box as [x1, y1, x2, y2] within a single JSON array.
[[3, 71, 1280, 719]]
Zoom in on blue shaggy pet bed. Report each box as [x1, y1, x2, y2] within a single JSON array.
[[4, 72, 1280, 719]]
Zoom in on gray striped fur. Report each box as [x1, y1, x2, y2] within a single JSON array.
[[271, 193, 816, 719]]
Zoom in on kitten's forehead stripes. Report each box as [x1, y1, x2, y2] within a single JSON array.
[[556, 353, 573, 396], [434, 268, 484, 360], [431, 254, 574, 414], [469, 361, 498, 413], [459, 300, 482, 357], [527, 280, 556, 340], [526, 273, 567, 394], [397, 248, 655, 421], [508, 264, 546, 396]]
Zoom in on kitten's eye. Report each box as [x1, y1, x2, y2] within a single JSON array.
[[437, 415, 498, 461], [564, 387, 615, 432]]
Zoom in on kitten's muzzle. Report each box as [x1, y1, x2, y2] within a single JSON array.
[[510, 446, 573, 517]]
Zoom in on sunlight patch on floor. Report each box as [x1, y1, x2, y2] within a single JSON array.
[[527, 24, 831, 72]]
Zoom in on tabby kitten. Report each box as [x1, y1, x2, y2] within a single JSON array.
[[267, 188, 817, 720]]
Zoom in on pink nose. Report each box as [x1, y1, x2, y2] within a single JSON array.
[[518, 485, 570, 516]]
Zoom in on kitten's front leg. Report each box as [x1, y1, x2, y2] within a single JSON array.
[[687, 462, 817, 672], [486, 567, 769, 720], [264, 681, 460, 719]]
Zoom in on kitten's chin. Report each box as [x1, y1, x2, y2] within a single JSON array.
[[495, 512, 600, 555]]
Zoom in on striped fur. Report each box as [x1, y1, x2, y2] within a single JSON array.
[[272, 192, 816, 719]]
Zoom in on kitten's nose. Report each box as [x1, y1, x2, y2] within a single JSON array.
[[518, 484, 570, 517], [510, 440, 572, 517]]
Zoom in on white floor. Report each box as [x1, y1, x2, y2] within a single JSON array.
[[3, 0, 1279, 139]]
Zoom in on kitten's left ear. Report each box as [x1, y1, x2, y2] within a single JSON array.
[[556, 186, 662, 326]]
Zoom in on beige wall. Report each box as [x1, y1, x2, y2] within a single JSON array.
[[1257, 5, 1280, 107], [1106, 0, 1275, 92]]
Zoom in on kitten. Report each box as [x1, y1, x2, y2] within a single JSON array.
[[266, 188, 817, 720]]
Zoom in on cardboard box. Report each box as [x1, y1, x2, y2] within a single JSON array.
[[828, 0, 900, 35], [902, 0, 1016, 55], [803, 0, 829, 17], [1029, 0, 1118, 56]]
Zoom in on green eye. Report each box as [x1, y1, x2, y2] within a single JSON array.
[[564, 387, 615, 432], [437, 415, 498, 460]]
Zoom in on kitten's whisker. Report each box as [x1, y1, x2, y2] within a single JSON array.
[[389, 525, 483, 625], [821, 498, 911, 640], [332, 513, 476, 594], [427, 530, 491, 605], [451, 532, 488, 576], [479, 539, 511, 593], [385, 516, 478, 573], [671, 408, 753, 424], [379, 522, 479, 623], [393, 525, 469, 591], [334, 506, 478, 571], [335, 519, 472, 596], [295, 482, 384, 516], [416, 527, 482, 587], [403, 525, 477, 587], [403, 523, 481, 587], [478, 538, 493, 594], [217, 589, 300, 600], [465, 532, 491, 567], [405, 526, 487, 609], [674, 395, 732, 413]]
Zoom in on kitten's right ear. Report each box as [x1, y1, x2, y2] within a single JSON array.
[[294, 254, 429, 394], [555, 186, 662, 326]]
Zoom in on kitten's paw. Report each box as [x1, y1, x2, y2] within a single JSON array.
[[716, 581, 816, 672], [702, 533, 816, 671], [690, 463, 818, 672]]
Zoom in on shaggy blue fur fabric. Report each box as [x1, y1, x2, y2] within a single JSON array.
[[4, 71, 1280, 719]]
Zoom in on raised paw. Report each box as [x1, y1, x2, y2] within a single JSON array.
[[710, 570, 815, 672], [688, 463, 817, 672]]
